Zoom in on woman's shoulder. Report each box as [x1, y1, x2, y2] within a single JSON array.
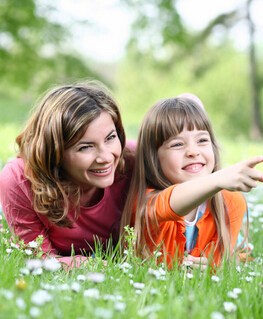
[[126, 139, 136, 151], [0, 157, 26, 184]]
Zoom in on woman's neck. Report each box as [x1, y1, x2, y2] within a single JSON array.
[[80, 187, 104, 207]]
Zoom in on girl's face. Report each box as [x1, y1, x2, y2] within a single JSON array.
[[62, 111, 122, 190], [157, 127, 215, 185]]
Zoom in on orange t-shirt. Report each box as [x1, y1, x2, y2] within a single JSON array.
[[133, 185, 247, 268]]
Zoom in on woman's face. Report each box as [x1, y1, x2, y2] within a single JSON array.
[[62, 111, 122, 190], [157, 127, 215, 185]]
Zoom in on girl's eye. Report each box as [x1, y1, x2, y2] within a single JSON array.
[[199, 138, 209, 143]]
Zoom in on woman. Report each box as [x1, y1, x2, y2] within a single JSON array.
[[0, 80, 135, 268]]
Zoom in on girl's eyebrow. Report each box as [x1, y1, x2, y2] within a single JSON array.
[[76, 129, 117, 146], [196, 131, 210, 136]]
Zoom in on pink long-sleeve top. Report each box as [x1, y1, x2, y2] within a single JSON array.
[[0, 141, 135, 268]]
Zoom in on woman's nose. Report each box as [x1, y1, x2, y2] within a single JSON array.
[[96, 146, 113, 163]]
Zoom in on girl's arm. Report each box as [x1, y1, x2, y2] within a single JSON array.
[[170, 156, 263, 217]]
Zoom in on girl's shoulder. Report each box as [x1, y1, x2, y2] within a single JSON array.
[[221, 189, 247, 210]]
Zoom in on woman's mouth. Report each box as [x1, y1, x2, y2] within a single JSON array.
[[88, 165, 114, 177], [90, 167, 111, 173]]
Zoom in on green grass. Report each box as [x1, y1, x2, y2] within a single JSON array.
[[0, 185, 263, 319]]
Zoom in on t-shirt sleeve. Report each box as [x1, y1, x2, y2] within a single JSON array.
[[0, 161, 57, 256], [148, 185, 185, 223], [223, 190, 247, 251], [200, 190, 247, 266]]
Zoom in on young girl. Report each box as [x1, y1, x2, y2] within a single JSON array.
[[120, 96, 263, 269]]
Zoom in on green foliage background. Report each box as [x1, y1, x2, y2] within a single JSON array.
[[117, 44, 255, 139], [0, 0, 263, 169]]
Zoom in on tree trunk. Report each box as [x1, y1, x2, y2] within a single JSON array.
[[247, 0, 262, 140]]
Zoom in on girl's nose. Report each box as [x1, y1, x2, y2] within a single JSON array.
[[186, 145, 200, 157]]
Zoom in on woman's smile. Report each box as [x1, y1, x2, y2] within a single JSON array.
[[89, 165, 113, 175], [62, 112, 122, 190]]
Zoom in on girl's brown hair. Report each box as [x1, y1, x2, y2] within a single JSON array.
[[120, 97, 244, 261], [16, 80, 128, 227]]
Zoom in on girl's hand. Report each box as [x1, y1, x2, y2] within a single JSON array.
[[184, 255, 208, 271], [217, 156, 263, 193], [170, 156, 263, 218]]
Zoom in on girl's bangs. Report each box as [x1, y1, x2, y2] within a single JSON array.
[[154, 103, 210, 149]]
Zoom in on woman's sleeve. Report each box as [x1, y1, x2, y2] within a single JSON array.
[[0, 163, 92, 269], [0, 162, 57, 255]]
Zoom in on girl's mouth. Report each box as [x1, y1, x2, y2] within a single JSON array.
[[182, 163, 204, 172]]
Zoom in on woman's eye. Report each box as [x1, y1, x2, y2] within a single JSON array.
[[106, 134, 117, 142], [171, 143, 182, 147], [78, 145, 92, 151]]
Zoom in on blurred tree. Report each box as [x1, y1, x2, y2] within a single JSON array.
[[120, 0, 262, 139], [0, 0, 98, 96], [246, 0, 262, 139], [117, 43, 251, 140], [120, 0, 191, 58]]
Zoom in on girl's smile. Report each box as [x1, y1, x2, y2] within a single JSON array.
[[182, 163, 205, 173], [157, 127, 215, 185]]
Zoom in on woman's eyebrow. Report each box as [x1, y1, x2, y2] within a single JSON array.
[[105, 129, 116, 139], [76, 129, 117, 146]]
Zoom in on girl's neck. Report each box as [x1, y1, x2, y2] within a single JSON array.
[[80, 187, 104, 207], [184, 208, 198, 222]]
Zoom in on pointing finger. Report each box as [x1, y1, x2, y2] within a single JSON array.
[[246, 156, 263, 168]]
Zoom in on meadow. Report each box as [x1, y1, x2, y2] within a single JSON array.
[[0, 97, 263, 319], [0, 185, 263, 319]]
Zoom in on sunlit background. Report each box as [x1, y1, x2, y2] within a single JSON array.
[[1, 0, 263, 168]]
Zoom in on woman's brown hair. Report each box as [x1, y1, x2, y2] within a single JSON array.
[[16, 80, 128, 227]]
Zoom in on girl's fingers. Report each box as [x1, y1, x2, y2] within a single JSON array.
[[191, 263, 207, 271], [188, 255, 208, 265], [246, 156, 263, 168], [182, 256, 208, 271], [251, 170, 263, 182]]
